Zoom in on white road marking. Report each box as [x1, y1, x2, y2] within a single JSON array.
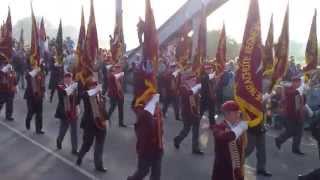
[[0, 120, 99, 180]]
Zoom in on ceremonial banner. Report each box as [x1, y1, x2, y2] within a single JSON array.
[[234, 0, 263, 127], [0, 7, 12, 63], [30, 6, 40, 68], [18, 28, 24, 50], [39, 17, 47, 42], [193, 7, 206, 77], [303, 10, 318, 74], [75, 6, 86, 79], [111, 4, 125, 64], [56, 20, 63, 65], [134, 0, 159, 107], [269, 5, 289, 91], [215, 23, 226, 75], [142, 0, 159, 80], [85, 0, 99, 70], [263, 15, 274, 77], [175, 26, 192, 70]]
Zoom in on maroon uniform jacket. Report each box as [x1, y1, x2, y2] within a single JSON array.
[[284, 87, 304, 121], [211, 121, 246, 180], [107, 71, 124, 100], [0, 70, 17, 95], [133, 103, 164, 159], [163, 72, 180, 98]]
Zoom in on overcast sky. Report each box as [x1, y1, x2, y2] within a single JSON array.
[[0, 0, 319, 49]]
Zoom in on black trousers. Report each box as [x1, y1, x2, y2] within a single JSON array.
[[245, 132, 267, 171], [276, 120, 304, 152], [57, 118, 78, 152], [107, 97, 124, 125], [25, 98, 43, 132], [200, 99, 215, 125], [0, 93, 14, 119], [174, 120, 200, 151], [78, 128, 106, 168], [162, 96, 180, 120], [128, 153, 163, 180]]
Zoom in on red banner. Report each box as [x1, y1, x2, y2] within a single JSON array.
[[215, 23, 226, 75], [270, 5, 289, 92], [303, 9, 318, 73], [235, 0, 263, 127], [30, 6, 40, 68], [263, 15, 274, 77], [84, 0, 99, 71], [193, 7, 206, 77], [0, 7, 12, 63], [75, 6, 86, 80]]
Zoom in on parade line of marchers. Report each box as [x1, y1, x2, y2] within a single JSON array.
[[0, 0, 319, 179]]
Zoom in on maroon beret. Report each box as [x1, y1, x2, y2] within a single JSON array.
[[221, 101, 240, 112]]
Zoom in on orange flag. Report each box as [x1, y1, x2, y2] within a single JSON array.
[[0, 7, 12, 63], [263, 15, 274, 77], [193, 7, 206, 77], [215, 23, 226, 75], [234, 0, 263, 127], [30, 5, 40, 68], [303, 9, 318, 74], [270, 5, 289, 92]]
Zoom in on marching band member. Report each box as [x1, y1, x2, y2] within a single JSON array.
[[55, 72, 80, 155], [211, 101, 248, 180], [76, 77, 108, 172]]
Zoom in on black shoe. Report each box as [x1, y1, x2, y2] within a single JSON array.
[[173, 138, 180, 150], [293, 150, 305, 156], [257, 170, 272, 177], [275, 138, 281, 150], [56, 140, 62, 150], [26, 121, 30, 130], [6, 117, 14, 121], [298, 175, 307, 180], [95, 167, 107, 173], [192, 150, 204, 155], [76, 158, 82, 166], [119, 124, 127, 128], [36, 130, 45, 135], [71, 150, 78, 156]]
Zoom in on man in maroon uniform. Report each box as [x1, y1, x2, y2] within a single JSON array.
[[275, 77, 305, 155], [55, 73, 79, 155], [161, 63, 180, 121], [211, 101, 248, 180], [107, 64, 126, 127], [174, 73, 203, 155]]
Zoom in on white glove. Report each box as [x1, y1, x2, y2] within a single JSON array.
[[191, 84, 202, 94], [305, 104, 314, 118], [262, 93, 271, 102], [106, 65, 113, 70], [115, 72, 124, 80], [1, 64, 12, 73], [144, 93, 160, 115], [231, 121, 248, 140], [209, 73, 215, 80], [29, 68, 40, 77], [172, 69, 181, 78], [87, 85, 101, 96]]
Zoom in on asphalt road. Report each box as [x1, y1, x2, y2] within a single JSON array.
[[0, 88, 319, 180]]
